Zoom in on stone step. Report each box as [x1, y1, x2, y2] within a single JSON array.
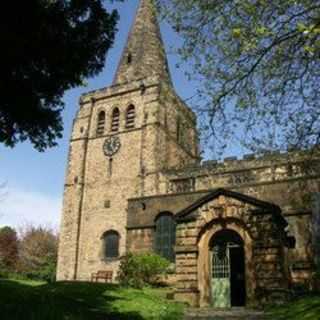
[[184, 308, 266, 320], [184, 316, 266, 320]]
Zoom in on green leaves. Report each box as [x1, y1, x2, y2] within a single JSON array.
[[0, 0, 119, 151], [159, 0, 320, 153], [232, 28, 242, 39], [117, 252, 171, 289]]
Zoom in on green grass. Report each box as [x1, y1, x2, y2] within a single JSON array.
[[267, 294, 320, 320], [0, 279, 184, 320]]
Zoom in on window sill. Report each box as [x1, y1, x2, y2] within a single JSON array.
[[101, 257, 120, 263]]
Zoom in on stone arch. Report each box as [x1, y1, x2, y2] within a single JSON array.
[[197, 219, 254, 307], [174, 190, 291, 307]]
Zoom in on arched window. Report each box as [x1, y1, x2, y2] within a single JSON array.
[[96, 111, 105, 136], [155, 213, 176, 262], [102, 230, 120, 258], [126, 105, 135, 129], [111, 108, 120, 132]]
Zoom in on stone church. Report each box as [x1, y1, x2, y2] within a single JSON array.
[[57, 0, 320, 307]]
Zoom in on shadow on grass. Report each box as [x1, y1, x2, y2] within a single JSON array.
[[267, 294, 320, 320], [0, 280, 144, 320]]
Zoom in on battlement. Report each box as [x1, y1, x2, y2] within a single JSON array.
[[166, 148, 320, 179]]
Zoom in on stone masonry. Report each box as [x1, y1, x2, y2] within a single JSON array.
[[57, 0, 320, 308], [57, 0, 199, 282]]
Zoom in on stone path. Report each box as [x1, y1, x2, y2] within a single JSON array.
[[184, 307, 266, 320]]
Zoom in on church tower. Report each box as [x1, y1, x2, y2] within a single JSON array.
[[57, 0, 200, 281]]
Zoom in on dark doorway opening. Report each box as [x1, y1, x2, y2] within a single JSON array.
[[210, 229, 246, 307], [229, 246, 246, 306]]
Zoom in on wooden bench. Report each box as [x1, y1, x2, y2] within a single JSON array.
[[91, 270, 113, 283]]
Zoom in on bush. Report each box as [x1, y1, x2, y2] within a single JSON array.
[[19, 225, 58, 283], [0, 226, 19, 272], [23, 257, 56, 283], [117, 252, 170, 289], [0, 262, 9, 279]]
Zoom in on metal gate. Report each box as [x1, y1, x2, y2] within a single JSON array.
[[211, 244, 231, 308]]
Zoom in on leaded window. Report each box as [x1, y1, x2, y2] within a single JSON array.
[[111, 108, 120, 132], [103, 230, 120, 258], [96, 111, 105, 136], [155, 213, 176, 262]]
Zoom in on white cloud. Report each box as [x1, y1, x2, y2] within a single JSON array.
[[0, 187, 62, 231]]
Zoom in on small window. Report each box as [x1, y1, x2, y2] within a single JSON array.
[[96, 111, 105, 136], [108, 158, 113, 177], [102, 230, 120, 258], [126, 105, 135, 129], [127, 53, 132, 64], [111, 108, 120, 132], [176, 117, 181, 142], [155, 213, 176, 262]]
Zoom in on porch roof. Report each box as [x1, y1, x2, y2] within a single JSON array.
[[175, 188, 287, 227]]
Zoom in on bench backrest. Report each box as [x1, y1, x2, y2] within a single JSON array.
[[96, 270, 113, 278]]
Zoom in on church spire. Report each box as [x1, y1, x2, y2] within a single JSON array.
[[113, 0, 172, 85]]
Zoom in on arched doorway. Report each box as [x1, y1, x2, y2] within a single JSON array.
[[210, 229, 246, 308]]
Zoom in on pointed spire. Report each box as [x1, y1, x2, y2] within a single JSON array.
[[113, 0, 172, 85]]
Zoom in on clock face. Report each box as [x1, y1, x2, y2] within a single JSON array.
[[103, 136, 121, 157]]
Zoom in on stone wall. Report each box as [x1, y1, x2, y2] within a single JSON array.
[[174, 193, 290, 307], [164, 152, 320, 285], [58, 74, 200, 281], [126, 155, 320, 304]]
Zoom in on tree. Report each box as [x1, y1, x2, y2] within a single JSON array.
[[0, 0, 120, 151], [0, 226, 19, 271], [158, 0, 320, 155], [19, 225, 58, 282]]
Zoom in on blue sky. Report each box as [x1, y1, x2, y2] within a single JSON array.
[[0, 0, 241, 230]]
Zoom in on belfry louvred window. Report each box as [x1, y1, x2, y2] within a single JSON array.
[[125, 105, 135, 129], [155, 213, 176, 262], [111, 108, 120, 132], [96, 111, 105, 136], [103, 230, 120, 258]]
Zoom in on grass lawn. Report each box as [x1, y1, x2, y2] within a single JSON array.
[[0, 279, 184, 320], [267, 294, 320, 320]]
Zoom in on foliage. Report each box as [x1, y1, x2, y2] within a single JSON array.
[[19, 225, 58, 282], [314, 265, 320, 291], [0, 279, 184, 320], [117, 252, 171, 288], [158, 0, 320, 155], [0, 226, 19, 272], [266, 294, 320, 319], [0, 265, 9, 279], [23, 256, 57, 283], [0, 0, 119, 151]]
